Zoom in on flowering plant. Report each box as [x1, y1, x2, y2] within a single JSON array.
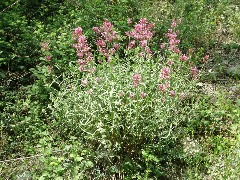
[[49, 18, 204, 178]]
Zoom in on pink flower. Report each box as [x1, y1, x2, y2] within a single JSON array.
[[179, 93, 185, 100], [160, 67, 170, 80], [190, 66, 198, 80], [88, 89, 94, 95], [158, 84, 164, 91], [46, 55, 51, 61], [171, 20, 177, 28], [160, 43, 165, 49], [93, 20, 119, 61], [113, 43, 120, 50], [188, 48, 194, 53], [158, 82, 170, 92], [165, 28, 181, 53], [129, 92, 135, 99], [77, 52, 84, 58], [177, 18, 182, 24], [126, 18, 154, 55], [47, 65, 52, 73], [79, 65, 84, 72], [81, 79, 88, 86], [96, 39, 106, 47], [140, 92, 147, 98], [92, 27, 100, 34], [109, 48, 116, 55], [202, 54, 209, 63], [180, 54, 189, 61], [170, 90, 175, 97], [167, 60, 174, 66], [78, 60, 84, 65], [74, 27, 83, 36], [41, 42, 49, 51], [127, 18, 132, 24], [132, 73, 142, 87], [128, 40, 135, 49], [73, 27, 93, 72], [140, 40, 147, 47], [95, 77, 101, 83]]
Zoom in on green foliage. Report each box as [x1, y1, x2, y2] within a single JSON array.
[[138, 0, 240, 54]]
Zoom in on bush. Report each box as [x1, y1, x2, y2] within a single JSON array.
[[45, 18, 199, 178]]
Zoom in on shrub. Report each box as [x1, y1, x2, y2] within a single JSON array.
[[47, 18, 199, 178]]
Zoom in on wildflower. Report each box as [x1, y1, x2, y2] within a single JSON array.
[[127, 18, 132, 24], [158, 82, 170, 92], [95, 77, 102, 83], [160, 43, 165, 49], [132, 73, 142, 87], [96, 39, 106, 48], [160, 67, 170, 80], [190, 66, 198, 80], [74, 27, 83, 36], [188, 48, 194, 53], [179, 93, 185, 100], [165, 27, 180, 53], [128, 40, 135, 49], [158, 84, 164, 91], [93, 19, 119, 61], [41, 42, 49, 51], [113, 43, 120, 50], [140, 40, 148, 47], [202, 54, 209, 63], [79, 65, 84, 72], [167, 60, 174, 66], [88, 89, 94, 95], [73, 27, 93, 72], [140, 92, 147, 98], [47, 65, 52, 73], [129, 92, 135, 99], [180, 54, 189, 61], [177, 18, 182, 24], [81, 79, 88, 86], [171, 20, 177, 28], [126, 18, 154, 55], [170, 90, 175, 97], [109, 48, 116, 55], [126, 18, 155, 41], [46, 55, 51, 61], [92, 27, 100, 34]]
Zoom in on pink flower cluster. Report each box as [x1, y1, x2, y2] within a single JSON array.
[[164, 19, 182, 54], [41, 42, 49, 51], [132, 73, 142, 87], [190, 66, 198, 80], [119, 90, 147, 99], [45, 55, 51, 61], [180, 54, 189, 61], [202, 54, 209, 63], [158, 82, 170, 92], [72, 27, 94, 72], [158, 67, 177, 97], [93, 19, 120, 62], [160, 67, 170, 80], [126, 18, 155, 57]]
